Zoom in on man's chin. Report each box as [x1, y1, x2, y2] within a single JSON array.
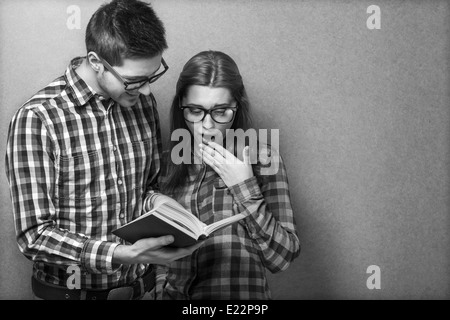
[[118, 95, 139, 107]]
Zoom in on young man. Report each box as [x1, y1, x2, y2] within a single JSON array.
[[5, 0, 201, 300]]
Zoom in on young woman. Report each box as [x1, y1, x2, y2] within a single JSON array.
[[157, 50, 300, 300]]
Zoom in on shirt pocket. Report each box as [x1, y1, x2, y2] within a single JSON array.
[[211, 178, 234, 221], [126, 139, 151, 191], [56, 150, 100, 200]]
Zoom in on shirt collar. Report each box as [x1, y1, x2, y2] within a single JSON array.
[[65, 56, 108, 107]]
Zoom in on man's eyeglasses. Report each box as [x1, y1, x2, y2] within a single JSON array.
[[180, 105, 237, 124], [100, 57, 168, 91]]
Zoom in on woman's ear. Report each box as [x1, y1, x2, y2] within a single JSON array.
[[87, 51, 103, 72]]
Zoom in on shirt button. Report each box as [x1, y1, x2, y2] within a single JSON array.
[[119, 213, 125, 219], [113, 146, 117, 152], [118, 179, 123, 185]]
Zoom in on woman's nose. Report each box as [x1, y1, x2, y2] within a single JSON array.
[[202, 113, 214, 129]]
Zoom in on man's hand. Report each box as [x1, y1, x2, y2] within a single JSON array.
[[112, 235, 204, 265]]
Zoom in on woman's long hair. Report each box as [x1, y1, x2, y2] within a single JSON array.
[[162, 50, 252, 194]]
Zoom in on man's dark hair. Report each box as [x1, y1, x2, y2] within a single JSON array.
[[85, 0, 168, 66]]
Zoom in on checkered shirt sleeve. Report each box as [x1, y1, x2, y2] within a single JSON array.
[[229, 148, 301, 273]]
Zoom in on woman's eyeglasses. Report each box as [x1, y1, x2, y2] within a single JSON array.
[[180, 105, 237, 124]]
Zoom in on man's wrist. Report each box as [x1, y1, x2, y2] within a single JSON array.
[[112, 244, 134, 265]]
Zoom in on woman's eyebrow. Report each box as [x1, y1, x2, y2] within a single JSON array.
[[184, 103, 233, 108]]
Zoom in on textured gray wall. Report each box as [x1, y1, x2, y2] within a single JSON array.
[[0, 0, 449, 299]]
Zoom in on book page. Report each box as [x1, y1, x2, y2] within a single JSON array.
[[152, 209, 198, 240], [143, 193, 209, 239], [204, 213, 246, 235], [155, 202, 207, 237], [144, 192, 188, 213]]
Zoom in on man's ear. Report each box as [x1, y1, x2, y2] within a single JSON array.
[[87, 51, 103, 72]]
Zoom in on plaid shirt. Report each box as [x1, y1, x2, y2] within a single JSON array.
[[5, 57, 162, 290], [159, 148, 300, 300]]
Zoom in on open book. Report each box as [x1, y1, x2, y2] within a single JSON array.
[[112, 192, 246, 247]]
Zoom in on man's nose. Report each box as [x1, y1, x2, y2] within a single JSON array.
[[137, 82, 151, 96]]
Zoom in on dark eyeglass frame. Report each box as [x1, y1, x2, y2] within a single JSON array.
[[180, 105, 238, 124], [99, 56, 168, 91]]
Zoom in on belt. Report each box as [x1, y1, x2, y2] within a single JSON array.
[[32, 267, 155, 300]]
